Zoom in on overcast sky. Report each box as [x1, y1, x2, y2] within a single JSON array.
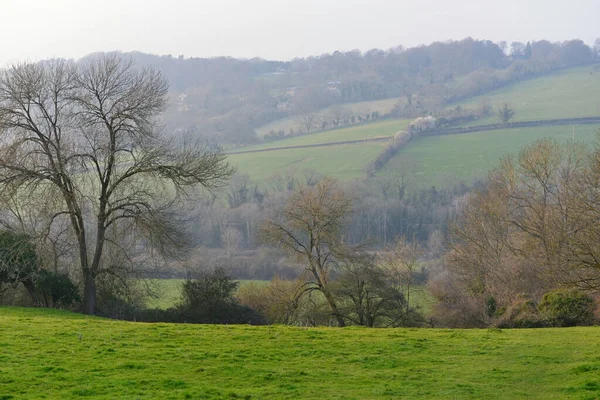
[[0, 0, 597, 65]]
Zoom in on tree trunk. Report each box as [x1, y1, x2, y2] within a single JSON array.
[[321, 287, 346, 327], [22, 279, 39, 306], [83, 273, 96, 315]]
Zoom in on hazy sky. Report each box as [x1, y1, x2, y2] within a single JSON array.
[[0, 0, 597, 65]]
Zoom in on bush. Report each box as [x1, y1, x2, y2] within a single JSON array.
[[495, 295, 545, 328], [35, 270, 80, 308], [177, 268, 265, 324], [539, 290, 596, 327]]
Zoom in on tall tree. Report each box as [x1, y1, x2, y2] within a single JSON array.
[[0, 56, 234, 314]]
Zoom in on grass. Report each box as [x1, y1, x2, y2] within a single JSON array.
[[382, 124, 600, 188], [456, 65, 600, 125], [231, 119, 409, 153], [2, 306, 600, 399], [227, 141, 387, 183]]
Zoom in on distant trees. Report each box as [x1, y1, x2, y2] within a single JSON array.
[[497, 103, 515, 125], [0, 55, 234, 315]]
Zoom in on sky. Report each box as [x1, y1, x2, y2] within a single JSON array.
[[0, 0, 597, 65]]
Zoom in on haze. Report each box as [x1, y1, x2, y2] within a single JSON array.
[[0, 0, 597, 65]]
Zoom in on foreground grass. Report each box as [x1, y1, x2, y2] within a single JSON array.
[[383, 124, 600, 188], [1, 307, 600, 399]]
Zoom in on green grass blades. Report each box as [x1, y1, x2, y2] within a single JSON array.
[[1, 307, 600, 399]]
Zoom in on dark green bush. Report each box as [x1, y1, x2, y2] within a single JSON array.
[[176, 268, 265, 324], [35, 270, 81, 308], [539, 290, 595, 327]]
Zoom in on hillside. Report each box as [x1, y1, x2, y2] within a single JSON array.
[[228, 141, 388, 183], [382, 124, 600, 187], [2, 307, 600, 399], [457, 65, 600, 125]]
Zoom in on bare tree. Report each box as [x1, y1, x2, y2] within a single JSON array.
[[295, 112, 321, 133], [0, 55, 234, 314], [260, 177, 353, 326]]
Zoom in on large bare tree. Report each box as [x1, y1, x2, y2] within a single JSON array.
[[0, 55, 234, 314]]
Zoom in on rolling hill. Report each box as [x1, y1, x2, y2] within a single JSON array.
[[229, 65, 600, 187]]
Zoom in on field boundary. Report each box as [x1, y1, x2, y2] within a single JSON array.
[[424, 116, 600, 136], [228, 117, 600, 156], [227, 136, 393, 155]]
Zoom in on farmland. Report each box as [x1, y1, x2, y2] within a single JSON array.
[[227, 141, 387, 183], [229, 65, 600, 187], [382, 124, 600, 188], [456, 65, 600, 125], [2, 307, 600, 399]]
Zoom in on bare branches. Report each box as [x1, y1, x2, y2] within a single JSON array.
[[0, 55, 234, 314]]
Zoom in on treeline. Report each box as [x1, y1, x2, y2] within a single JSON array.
[[106, 38, 599, 144]]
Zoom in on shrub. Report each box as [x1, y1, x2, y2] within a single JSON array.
[[539, 290, 595, 327], [496, 295, 545, 328], [177, 268, 265, 324], [236, 277, 303, 324], [35, 270, 81, 308]]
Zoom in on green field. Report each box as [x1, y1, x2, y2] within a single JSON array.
[[457, 65, 600, 125], [383, 124, 600, 188], [231, 119, 409, 153], [2, 307, 600, 399], [228, 142, 387, 183], [255, 98, 403, 138]]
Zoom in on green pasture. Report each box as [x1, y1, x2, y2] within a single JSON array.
[[382, 124, 600, 188], [228, 142, 387, 183], [2, 307, 600, 399], [457, 65, 600, 125], [230, 119, 409, 153]]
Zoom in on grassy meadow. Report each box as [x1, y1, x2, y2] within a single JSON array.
[[230, 119, 409, 153], [382, 124, 600, 188], [227, 141, 387, 183], [2, 307, 600, 399], [456, 65, 600, 125]]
